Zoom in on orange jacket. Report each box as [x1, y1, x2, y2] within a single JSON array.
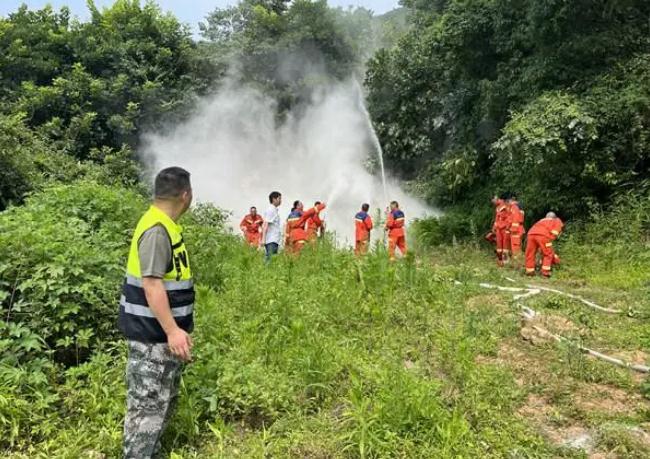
[[240, 214, 263, 235], [528, 217, 563, 241], [385, 209, 405, 238], [306, 212, 324, 239], [508, 201, 525, 234], [286, 203, 326, 243], [493, 200, 510, 231], [354, 211, 373, 241]]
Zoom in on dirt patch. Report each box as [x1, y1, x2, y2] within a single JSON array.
[[574, 382, 650, 416], [517, 394, 554, 420], [612, 350, 649, 383], [613, 350, 649, 366], [520, 313, 584, 345], [626, 426, 650, 448], [587, 452, 616, 459], [517, 394, 595, 452], [475, 339, 553, 386]]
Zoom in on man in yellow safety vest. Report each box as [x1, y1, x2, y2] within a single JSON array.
[[118, 167, 194, 459]]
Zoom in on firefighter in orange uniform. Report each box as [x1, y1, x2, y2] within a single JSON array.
[[354, 203, 373, 256], [525, 212, 564, 277], [239, 206, 264, 247], [385, 201, 407, 261], [305, 201, 325, 242], [507, 195, 526, 267], [285, 201, 327, 254], [493, 195, 510, 266]]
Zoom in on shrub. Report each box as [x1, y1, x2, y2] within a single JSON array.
[[412, 209, 483, 247], [0, 180, 146, 365]]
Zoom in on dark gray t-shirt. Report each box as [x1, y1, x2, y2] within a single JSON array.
[[138, 224, 171, 278]]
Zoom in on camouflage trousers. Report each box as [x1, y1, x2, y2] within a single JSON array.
[[123, 340, 183, 459]]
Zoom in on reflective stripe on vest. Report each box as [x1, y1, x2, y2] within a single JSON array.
[[124, 274, 193, 291], [119, 205, 195, 343], [120, 295, 194, 318]]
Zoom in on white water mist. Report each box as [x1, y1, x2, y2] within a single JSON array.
[[143, 78, 437, 246], [353, 80, 389, 205]]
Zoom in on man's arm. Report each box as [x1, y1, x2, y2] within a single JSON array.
[[550, 221, 563, 240], [385, 213, 394, 230], [142, 278, 192, 361], [260, 220, 269, 246], [366, 216, 373, 231]]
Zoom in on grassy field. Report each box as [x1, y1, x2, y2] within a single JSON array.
[[4, 234, 649, 458]]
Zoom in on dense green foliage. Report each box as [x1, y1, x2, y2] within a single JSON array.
[[367, 0, 650, 221], [1, 1, 206, 156], [0, 182, 146, 365], [0, 182, 227, 452], [0, 0, 223, 210]]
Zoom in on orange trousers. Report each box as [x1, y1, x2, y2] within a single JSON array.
[[355, 239, 369, 256], [388, 236, 407, 260], [289, 239, 307, 254], [525, 235, 557, 277], [245, 232, 261, 246], [496, 229, 509, 264], [509, 231, 523, 255], [306, 228, 319, 242]]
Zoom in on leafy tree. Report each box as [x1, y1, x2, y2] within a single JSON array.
[[492, 92, 599, 217], [366, 0, 650, 219], [201, 0, 363, 112], [0, 1, 211, 160], [0, 5, 73, 97]]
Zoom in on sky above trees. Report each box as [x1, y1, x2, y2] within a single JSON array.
[[0, 0, 401, 35]]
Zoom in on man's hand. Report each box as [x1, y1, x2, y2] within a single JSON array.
[[168, 327, 193, 362]]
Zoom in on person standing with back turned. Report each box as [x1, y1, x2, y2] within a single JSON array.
[[385, 201, 407, 261], [119, 167, 195, 459], [261, 191, 283, 262], [354, 203, 373, 256]]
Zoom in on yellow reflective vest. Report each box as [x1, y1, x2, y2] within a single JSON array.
[[118, 205, 194, 343]]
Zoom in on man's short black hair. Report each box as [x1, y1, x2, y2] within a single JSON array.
[[250, 206, 257, 211], [314, 201, 321, 206], [361, 203, 370, 212], [390, 200, 399, 207], [269, 191, 281, 203], [154, 167, 191, 199]]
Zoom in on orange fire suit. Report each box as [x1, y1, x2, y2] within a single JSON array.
[[285, 203, 326, 253], [508, 201, 526, 258], [525, 217, 564, 277], [354, 211, 373, 255], [240, 213, 264, 246], [305, 212, 324, 242], [385, 209, 407, 260], [493, 199, 510, 265]]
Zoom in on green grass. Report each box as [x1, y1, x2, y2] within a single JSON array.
[[3, 238, 649, 458]]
